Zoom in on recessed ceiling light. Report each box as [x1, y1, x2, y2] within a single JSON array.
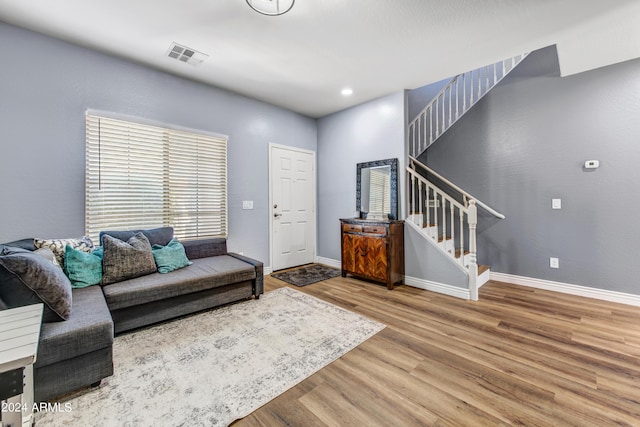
[[341, 88, 353, 96]]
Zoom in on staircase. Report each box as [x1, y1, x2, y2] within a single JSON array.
[[405, 53, 527, 300], [408, 53, 528, 158]]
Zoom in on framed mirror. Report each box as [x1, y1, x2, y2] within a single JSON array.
[[356, 158, 398, 220]]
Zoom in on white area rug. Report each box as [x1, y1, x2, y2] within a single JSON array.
[[36, 287, 385, 426]]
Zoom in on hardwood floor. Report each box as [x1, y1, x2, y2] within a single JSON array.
[[235, 275, 640, 426]]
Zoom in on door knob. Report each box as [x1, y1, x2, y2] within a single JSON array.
[[274, 212, 282, 218]]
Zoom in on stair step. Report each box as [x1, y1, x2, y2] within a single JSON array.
[[478, 265, 490, 276], [455, 249, 469, 258]]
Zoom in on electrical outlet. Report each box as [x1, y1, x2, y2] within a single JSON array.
[[550, 257, 559, 268], [552, 199, 562, 209], [242, 200, 253, 210]]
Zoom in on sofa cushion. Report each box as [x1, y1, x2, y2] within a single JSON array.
[[0, 251, 73, 322], [64, 246, 103, 288], [151, 239, 192, 274], [1, 238, 36, 251], [35, 285, 113, 368], [101, 233, 157, 285], [182, 238, 227, 259], [102, 255, 256, 311], [34, 236, 94, 266], [100, 226, 174, 247]]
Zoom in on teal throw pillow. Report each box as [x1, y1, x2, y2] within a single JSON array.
[[64, 245, 103, 288], [152, 239, 192, 274]]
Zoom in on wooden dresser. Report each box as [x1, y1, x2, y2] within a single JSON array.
[[340, 218, 404, 289]]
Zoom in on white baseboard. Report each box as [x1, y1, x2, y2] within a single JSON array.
[[265, 257, 338, 276], [403, 276, 471, 300], [313, 256, 471, 300], [315, 256, 341, 269], [490, 272, 640, 307]]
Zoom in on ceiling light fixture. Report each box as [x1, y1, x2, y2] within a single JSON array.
[[341, 88, 354, 96], [246, 0, 295, 16]]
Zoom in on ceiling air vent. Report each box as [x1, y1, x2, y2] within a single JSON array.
[[166, 42, 209, 66]]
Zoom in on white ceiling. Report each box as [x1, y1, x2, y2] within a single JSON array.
[[1, 0, 639, 118]]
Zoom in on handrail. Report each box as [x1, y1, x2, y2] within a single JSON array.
[[409, 156, 505, 219], [407, 165, 468, 214]]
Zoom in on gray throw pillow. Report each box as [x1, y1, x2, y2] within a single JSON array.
[[100, 227, 174, 247], [0, 251, 73, 321], [101, 233, 157, 285]]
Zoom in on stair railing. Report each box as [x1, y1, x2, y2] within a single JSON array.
[[409, 156, 505, 219], [406, 164, 479, 299], [407, 158, 506, 301], [408, 53, 528, 158]]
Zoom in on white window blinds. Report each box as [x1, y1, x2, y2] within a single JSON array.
[[85, 113, 228, 243]]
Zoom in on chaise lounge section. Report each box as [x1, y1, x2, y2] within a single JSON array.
[[0, 228, 263, 402]]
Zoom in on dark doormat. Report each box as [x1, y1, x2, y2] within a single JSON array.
[[271, 264, 342, 287]]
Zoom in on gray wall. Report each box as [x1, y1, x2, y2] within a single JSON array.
[[404, 224, 467, 288], [420, 45, 640, 295], [0, 22, 317, 266], [317, 92, 405, 262]]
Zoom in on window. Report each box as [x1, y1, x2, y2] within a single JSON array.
[[85, 112, 227, 243]]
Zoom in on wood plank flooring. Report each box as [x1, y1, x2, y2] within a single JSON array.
[[234, 275, 640, 427]]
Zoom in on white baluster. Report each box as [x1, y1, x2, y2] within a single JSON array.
[[425, 184, 431, 232], [468, 200, 478, 301], [485, 65, 489, 96], [493, 62, 497, 86], [450, 203, 455, 255], [459, 209, 465, 265], [455, 77, 459, 119], [448, 86, 452, 129], [418, 178, 423, 227], [440, 91, 447, 135], [441, 191, 446, 247], [467, 71, 474, 105], [429, 106, 433, 145], [433, 190, 438, 240], [462, 73, 467, 111]]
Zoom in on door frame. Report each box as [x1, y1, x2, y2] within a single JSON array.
[[268, 143, 317, 272]]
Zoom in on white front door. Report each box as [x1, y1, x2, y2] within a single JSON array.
[[270, 144, 316, 271]]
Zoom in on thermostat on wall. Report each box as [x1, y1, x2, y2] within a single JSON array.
[[584, 160, 599, 169]]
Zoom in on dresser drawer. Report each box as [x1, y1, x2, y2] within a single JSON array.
[[342, 223, 363, 233], [363, 225, 387, 235]]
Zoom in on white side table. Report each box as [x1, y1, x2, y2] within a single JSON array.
[[0, 303, 43, 427]]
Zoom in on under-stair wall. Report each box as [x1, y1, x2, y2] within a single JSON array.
[[404, 222, 469, 298]]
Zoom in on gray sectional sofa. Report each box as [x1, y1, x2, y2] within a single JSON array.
[[0, 228, 263, 402]]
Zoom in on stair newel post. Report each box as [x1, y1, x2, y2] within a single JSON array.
[[468, 199, 479, 301]]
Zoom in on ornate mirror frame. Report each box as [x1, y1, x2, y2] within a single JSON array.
[[356, 158, 399, 220]]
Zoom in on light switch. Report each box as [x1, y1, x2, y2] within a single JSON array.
[[242, 200, 254, 210], [552, 199, 561, 209]]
